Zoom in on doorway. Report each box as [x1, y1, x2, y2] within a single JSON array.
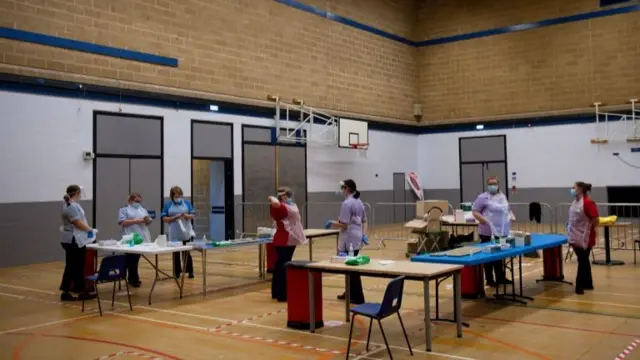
[[393, 172, 406, 222], [93, 112, 163, 241], [192, 159, 234, 240], [191, 120, 234, 240], [458, 135, 508, 203]]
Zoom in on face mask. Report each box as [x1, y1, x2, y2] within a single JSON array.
[[570, 188, 577, 197], [487, 185, 498, 194], [174, 197, 183, 204], [132, 202, 141, 209], [285, 199, 293, 205]]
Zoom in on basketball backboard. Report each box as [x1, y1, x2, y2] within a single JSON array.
[[338, 118, 369, 149]]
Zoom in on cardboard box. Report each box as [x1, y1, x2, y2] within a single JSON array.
[[416, 200, 449, 230]]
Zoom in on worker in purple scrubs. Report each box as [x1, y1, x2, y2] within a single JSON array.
[[325, 179, 367, 304]]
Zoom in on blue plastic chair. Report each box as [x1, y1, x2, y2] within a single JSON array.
[[82, 255, 133, 316], [346, 276, 412, 359]]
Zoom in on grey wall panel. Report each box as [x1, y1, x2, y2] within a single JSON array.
[[306, 191, 385, 228], [95, 157, 130, 241], [95, 114, 161, 156], [0, 200, 92, 268], [277, 146, 307, 226], [130, 159, 162, 240], [192, 122, 232, 158], [424, 189, 461, 211], [486, 162, 507, 190], [243, 144, 276, 232], [243, 127, 271, 143], [460, 163, 484, 203], [460, 136, 506, 162]]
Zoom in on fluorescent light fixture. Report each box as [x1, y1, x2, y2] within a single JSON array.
[[476, 124, 484, 130], [209, 105, 219, 111]]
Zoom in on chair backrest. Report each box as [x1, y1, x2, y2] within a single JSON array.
[[97, 255, 127, 282], [378, 276, 406, 318]]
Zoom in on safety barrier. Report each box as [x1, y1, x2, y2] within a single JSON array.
[[508, 202, 556, 234], [555, 202, 640, 251], [302, 202, 373, 230], [234, 202, 272, 236]]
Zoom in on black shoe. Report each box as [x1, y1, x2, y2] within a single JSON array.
[[129, 281, 142, 288], [498, 279, 513, 285], [188, 273, 195, 279], [575, 288, 585, 295], [584, 286, 594, 291], [337, 293, 346, 300], [78, 293, 97, 300], [486, 280, 497, 287], [276, 298, 287, 303], [60, 292, 78, 302]]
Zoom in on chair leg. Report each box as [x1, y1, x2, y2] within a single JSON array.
[[118, 280, 122, 291], [365, 318, 373, 351], [378, 319, 393, 360], [81, 298, 85, 312], [111, 281, 117, 309], [397, 313, 413, 356], [95, 285, 103, 316], [345, 313, 356, 360], [125, 280, 133, 311]]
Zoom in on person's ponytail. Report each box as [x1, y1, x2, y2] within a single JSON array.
[[353, 190, 361, 199], [63, 194, 71, 206]]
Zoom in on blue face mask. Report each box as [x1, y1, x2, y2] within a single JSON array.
[[173, 197, 183, 205], [132, 202, 141, 209], [285, 199, 293, 205], [570, 188, 577, 197], [487, 185, 498, 194]]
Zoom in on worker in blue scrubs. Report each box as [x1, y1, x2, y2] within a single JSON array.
[[162, 186, 195, 279], [59, 184, 97, 302], [118, 192, 152, 287]]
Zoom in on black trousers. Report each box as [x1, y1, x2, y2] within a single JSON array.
[[342, 249, 365, 304], [60, 241, 86, 293], [479, 235, 506, 283], [126, 254, 141, 284], [173, 240, 194, 277], [272, 246, 296, 301], [573, 246, 593, 290]]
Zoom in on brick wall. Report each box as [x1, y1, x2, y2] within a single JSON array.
[[0, 0, 418, 122], [417, 0, 640, 123], [192, 159, 209, 238]]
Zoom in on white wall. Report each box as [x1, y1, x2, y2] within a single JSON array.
[[418, 121, 640, 190], [0, 90, 419, 203]]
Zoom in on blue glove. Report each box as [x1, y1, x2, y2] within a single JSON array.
[[324, 220, 333, 229], [337, 251, 348, 257], [362, 234, 369, 245]]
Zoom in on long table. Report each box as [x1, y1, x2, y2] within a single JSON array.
[[412, 234, 569, 304], [87, 243, 193, 305], [89, 238, 271, 303], [302, 259, 463, 352], [303, 229, 340, 260]]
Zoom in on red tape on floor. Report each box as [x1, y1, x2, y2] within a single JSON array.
[[615, 339, 640, 359]]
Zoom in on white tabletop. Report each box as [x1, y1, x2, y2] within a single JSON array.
[[87, 243, 193, 255], [306, 259, 462, 278], [304, 229, 340, 238]]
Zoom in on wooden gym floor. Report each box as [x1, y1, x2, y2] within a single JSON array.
[[1, 230, 639, 360]]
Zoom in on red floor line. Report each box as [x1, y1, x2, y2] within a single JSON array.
[[615, 338, 640, 360], [8, 333, 183, 360]]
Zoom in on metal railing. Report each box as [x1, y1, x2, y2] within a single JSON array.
[[302, 202, 373, 230], [508, 202, 556, 234], [234, 202, 272, 236], [555, 202, 640, 251]]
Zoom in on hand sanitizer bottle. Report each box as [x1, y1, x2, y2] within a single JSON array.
[[348, 243, 354, 258]]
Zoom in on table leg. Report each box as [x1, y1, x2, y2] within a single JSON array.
[[454, 271, 462, 338], [345, 274, 351, 323], [149, 255, 159, 305], [202, 250, 207, 297], [259, 244, 265, 279], [309, 237, 313, 261], [423, 278, 432, 352], [593, 226, 625, 266], [179, 251, 187, 299], [309, 271, 315, 333]]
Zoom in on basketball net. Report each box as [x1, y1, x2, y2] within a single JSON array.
[[350, 143, 368, 159]]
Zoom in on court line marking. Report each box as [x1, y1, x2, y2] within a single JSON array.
[[94, 350, 166, 360], [0, 314, 98, 335], [535, 296, 640, 309], [615, 338, 640, 360]]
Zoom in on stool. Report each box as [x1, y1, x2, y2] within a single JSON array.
[[286, 260, 323, 330], [266, 243, 276, 274], [541, 246, 564, 281], [461, 265, 484, 299]]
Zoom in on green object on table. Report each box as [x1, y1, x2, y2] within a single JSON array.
[[212, 241, 233, 247], [132, 232, 144, 245], [344, 255, 370, 266], [460, 202, 472, 211]]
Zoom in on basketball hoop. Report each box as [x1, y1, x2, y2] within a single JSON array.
[[350, 143, 369, 159]]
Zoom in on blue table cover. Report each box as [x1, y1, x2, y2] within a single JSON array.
[[411, 234, 567, 266]]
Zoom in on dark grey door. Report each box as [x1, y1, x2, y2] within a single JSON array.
[[461, 163, 484, 203], [130, 159, 162, 240], [243, 144, 276, 232], [393, 173, 406, 222], [277, 146, 307, 226], [95, 158, 130, 241], [485, 162, 507, 190]]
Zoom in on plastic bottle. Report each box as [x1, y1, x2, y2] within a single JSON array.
[[348, 243, 354, 258]]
